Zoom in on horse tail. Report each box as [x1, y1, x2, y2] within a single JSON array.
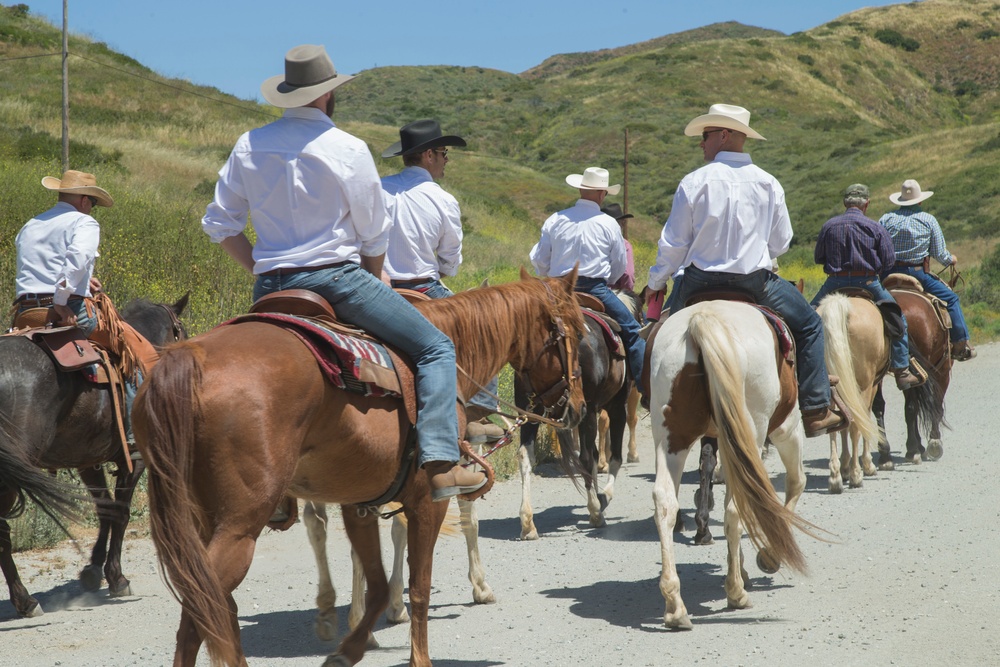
[[817, 294, 880, 445], [688, 309, 809, 574], [136, 342, 239, 667], [904, 345, 947, 433], [0, 414, 84, 526]]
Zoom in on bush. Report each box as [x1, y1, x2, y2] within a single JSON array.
[[797, 54, 815, 66], [874, 28, 920, 51], [966, 245, 1000, 309]]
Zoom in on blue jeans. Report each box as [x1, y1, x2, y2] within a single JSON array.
[[576, 276, 646, 388], [257, 263, 459, 466], [811, 275, 910, 369], [885, 266, 969, 342], [674, 266, 830, 412], [393, 278, 500, 412], [664, 274, 686, 317]]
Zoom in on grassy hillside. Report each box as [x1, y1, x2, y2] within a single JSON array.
[[1, 0, 999, 340]]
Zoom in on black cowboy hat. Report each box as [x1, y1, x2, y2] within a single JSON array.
[[600, 203, 634, 221], [381, 119, 467, 158]]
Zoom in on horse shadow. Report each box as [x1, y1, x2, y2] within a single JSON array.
[[0, 578, 142, 623]]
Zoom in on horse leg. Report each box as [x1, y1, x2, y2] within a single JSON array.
[[459, 495, 496, 604], [872, 384, 895, 471], [572, 419, 605, 528], [0, 511, 42, 618], [597, 409, 610, 473], [76, 465, 113, 592], [104, 460, 145, 597], [302, 501, 339, 642], [693, 437, 717, 545], [903, 392, 924, 464], [828, 431, 844, 494], [386, 512, 410, 623], [653, 445, 693, 629], [330, 509, 387, 667], [848, 426, 865, 488], [626, 384, 640, 463], [401, 495, 448, 667], [518, 422, 539, 540], [926, 400, 945, 461], [601, 389, 627, 503], [722, 484, 752, 609]]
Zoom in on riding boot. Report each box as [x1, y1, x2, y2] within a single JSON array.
[[802, 406, 848, 438], [465, 419, 505, 445], [891, 367, 922, 391], [951, 339, 977, 361], [424, 461, 487, 502]]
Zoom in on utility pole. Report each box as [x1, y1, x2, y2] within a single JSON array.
[[61, 0, 69, 171], [623, 128, 629, 216]]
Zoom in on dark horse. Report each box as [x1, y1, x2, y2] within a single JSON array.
[[514, 289, 641, 538], [0, 294, 188, 618], [872, 282, 951, 468], [134, 270, 585, 667]]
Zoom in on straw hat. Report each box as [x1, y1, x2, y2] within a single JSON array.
[[261, 44, 355, 108], [41, 170, 114, 207], [889, 179, 933, 206], [566, 167, 621, 195], [684, 103, 766, 140]]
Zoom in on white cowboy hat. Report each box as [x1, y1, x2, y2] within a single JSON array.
[[889, 179, 934, 206], [684, 103, 766, 141], [261, 44, 355, 108], [566, 167, 621, 195], [41, 170, 114, 207]]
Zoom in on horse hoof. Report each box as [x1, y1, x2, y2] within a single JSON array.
[[21, 601, 43, 618], [366, 632, 380, 650], [905, 452, 922, 465], [109, 582, 133, 598], [849, 476, 863, 489], [926, 441, 943, 461], [321, 654, 352, 667], [828, 479, 843, 495], [665, 613, 693, 630], [589, 514, 607, 528], [520, 529, 539, 541], [597, 493, 609, 512], [627, 455, 640, 463], [878, 460, 895, 471], [756, 549, 780, 574], [693, 530, 714, 545], [473, 587, 496, 605], [315, 615, 338, 642], [727, 594, 753, 610], [79, 565, 103, 592], [386, 605, 410, 624], [597, 464, 608, 473]]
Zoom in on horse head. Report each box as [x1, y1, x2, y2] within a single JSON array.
[[120, 293, 190, 348]]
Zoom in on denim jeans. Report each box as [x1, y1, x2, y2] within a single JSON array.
[[811, 275, 910, 369], [884, 266, 969, 342], [392, 278, 499, 411], [674, 266, 830, 412], [257, 263, 459, 466], [576, 276, 646, 387]]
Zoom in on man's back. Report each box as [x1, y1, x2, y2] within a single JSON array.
[[382, 167, 462, 280]]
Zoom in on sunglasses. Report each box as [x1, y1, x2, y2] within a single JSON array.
[[432, 149, 449, 157], [701, 129, 726, 141], [85, 196, 98, 207]]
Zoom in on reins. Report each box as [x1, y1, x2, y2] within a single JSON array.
[[934, 264, 964, 293]]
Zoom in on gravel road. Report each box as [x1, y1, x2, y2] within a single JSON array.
[[3, 343, 998, 667]]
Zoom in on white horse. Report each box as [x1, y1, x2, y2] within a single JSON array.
[[649, 300, 820, 628], [816, 293, 886, 493]]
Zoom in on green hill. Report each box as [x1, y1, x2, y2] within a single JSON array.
[[2, 0, 999, 337]]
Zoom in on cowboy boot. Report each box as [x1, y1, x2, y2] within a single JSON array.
[[465, 419, 506, 445], [802, 406, 848, 438], [891, 367, 922, 390], [425, 461, 487, 502], [951, 339, 976, 361]]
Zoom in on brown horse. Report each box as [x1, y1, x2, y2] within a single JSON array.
[[872, 279, 952, 467], [133, 269, 586, 667]]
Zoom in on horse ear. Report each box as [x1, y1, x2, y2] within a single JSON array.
[[174, 292, 191, 316], [519, 266, 532, 281], [563, 264, 580, 291]]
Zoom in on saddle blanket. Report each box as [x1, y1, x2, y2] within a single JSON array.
[[755, 306, 794, 361], [222, 313, 401, 398], [583, 309, 623, 356]]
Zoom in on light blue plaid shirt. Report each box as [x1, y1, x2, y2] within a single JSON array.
[[878, 206, 953, 266]]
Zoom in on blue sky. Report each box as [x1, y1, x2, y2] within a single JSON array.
[[31, 0, 902, 101]]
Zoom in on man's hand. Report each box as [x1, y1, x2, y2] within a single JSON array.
[[49, 304, 77, 327], [951, 254, 959, 266], [89, 276, 103, 294]]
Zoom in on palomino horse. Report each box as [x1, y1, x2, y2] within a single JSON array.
[[649, 300, 819, 628], [816, 293, 887, 493], [134, 270, 586, 667], [872, 277, 951, 467], [0, 295, 188, 618]]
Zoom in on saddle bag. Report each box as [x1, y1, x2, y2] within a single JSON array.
[[34, 327, 103, 371]]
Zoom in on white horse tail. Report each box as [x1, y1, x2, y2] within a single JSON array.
[[688, 308, 809, 574], [817, 294, 880, 445]]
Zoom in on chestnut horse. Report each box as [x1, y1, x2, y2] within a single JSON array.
[[872, 280, 951, 467], [649, 300, 819, 629], [133, 270, 586, 667]]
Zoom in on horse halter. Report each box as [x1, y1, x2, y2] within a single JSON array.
[[516, 314, 581, 427]]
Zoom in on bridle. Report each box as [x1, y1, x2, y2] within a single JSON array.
[[158, 304, 187, 344], [514, 313, 581, 427]]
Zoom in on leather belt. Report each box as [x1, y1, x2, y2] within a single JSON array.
[[392, 278, 434, 286], [894, 262, 924, 268], [260, 261, 349, 277], [830, 271, 876, 278], [14, 293, 83, 307]]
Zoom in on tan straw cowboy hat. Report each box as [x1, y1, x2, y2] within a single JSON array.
[[684, 103, 766, 140], [42, 170, 114, 207], [566, 167, 621, 195], [261, 44, 355, 108], [889, 179, 934, 206]]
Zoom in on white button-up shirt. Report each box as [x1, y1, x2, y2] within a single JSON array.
[[530, 199, 626, 283], [202, 107, 388, 274], [382, 166, 463, 280], [15, 202, 99, 305], [647, 151, 792, 291]]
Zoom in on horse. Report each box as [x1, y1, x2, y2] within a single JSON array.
[[0, 294, 189, 618], [816, 293, 887, 493], [649, 299, 819, 628], [872, 278, 951, 467], [597, 383, 640, 472], [133, 269, 586, 667]]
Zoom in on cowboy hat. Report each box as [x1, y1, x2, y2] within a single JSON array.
[[381, 119, 467, 158], [684, 103, 766, 141], [42, 170, 114, 207], [261, 44, 355, 108], [600, 202, 634, 221], [566, 167, 621, 195], [890, 179, 934, 206]]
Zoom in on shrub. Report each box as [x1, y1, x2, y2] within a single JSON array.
[[977, 29, 999, 40], [874, 28, 920, 51], [797, 54, 815, 66], [954, 80, 982, 97]]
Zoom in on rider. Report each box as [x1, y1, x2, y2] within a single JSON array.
[[530, 167, 647, 402], [812, 183, 921, 390], [878, 179, 975, 361], [14, 170, 156, 451], [644, 103, 846, 438], [201, 45, 485, 502]]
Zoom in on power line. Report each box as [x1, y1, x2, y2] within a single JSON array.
[[0, 52, 61, 62]]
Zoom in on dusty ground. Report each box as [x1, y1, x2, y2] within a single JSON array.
[[2, 343, 998, 667]]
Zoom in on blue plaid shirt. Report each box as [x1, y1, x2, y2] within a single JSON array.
[[878, 206, 953, 266], [815, 207, 895, 274]]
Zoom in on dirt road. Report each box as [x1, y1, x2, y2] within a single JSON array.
[[3, 344, 998, 666]]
